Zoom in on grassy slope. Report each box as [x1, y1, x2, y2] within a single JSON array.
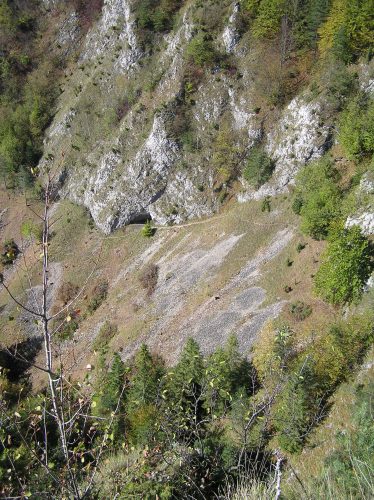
[[0, 187, 338, 382]]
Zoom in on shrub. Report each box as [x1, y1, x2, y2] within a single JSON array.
[[186, 34, 217, 67], [1, 239, 19, 265], [339, 94, 374, 160], [135, 0, 183, 34], [289, 301, 312, 321], [318, 0, 373, 61], [273, 377, 310, 453], [314, 226, 373, 305], [261, 196, 271, 212], [127, 344, 164, 445], [310, 314, 374, 391], [212, 124, 240, 182], [141, 220, 155, 238], [20, 220, 42, 241], [296, 242, 306, 253], [57, 282, 79, 305], [321, 58, 357, 111], [87, 280, 109, 313], [293, 158, 342, 240], [56, 319, 79, 341], [139, 263, 159, 296], [321, 382, 374, 498], [93, 321, 118, 351], [243, 146, 275, 189], [291, 194, 303, 215], [251, 0, 286, 39]]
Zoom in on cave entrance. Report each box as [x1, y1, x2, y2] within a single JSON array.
[[129, 212, 152, 225]]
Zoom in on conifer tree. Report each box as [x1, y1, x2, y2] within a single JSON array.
[[97, 352, 126, 441], [205, 336, 252, 415], [162, 339, 205, 444], [126, 344, 164, 445]]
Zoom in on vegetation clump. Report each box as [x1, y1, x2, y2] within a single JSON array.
[[93, 322, 118, 351], [243, 145, 275, 189], [135, 0, 184, 40], [1, 239, 19, 265], [292, 158, 342, 240], [141, 220, 155, 237], [87, 279, 109, 313], [139, 263, 159, 296], [20, 220, 42, 242], [289, 300, 312, 321], [314, 225, 373, 305], [339, 94, 374, 160], [57, 281, 79, 305], [186, 33, 218, 68]]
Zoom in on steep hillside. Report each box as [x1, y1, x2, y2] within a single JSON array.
[[33, 0, 372, 232], [0, 0, 373, 498]]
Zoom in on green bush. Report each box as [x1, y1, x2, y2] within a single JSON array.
[[318, 58, 357, 110], [323, 382, 374, 497], [93, 321, 118, 351], [243, 146, 275, 188], [0, 0, 56, 188], [261, 195, 271, 212], [212, 124, 240, 182], [127, 344, 164, 445], [141, 220, 155, 237], [56, 318, 79, 341], [289, 301, 312, 321], [292, 194, 303, 215], [20, 220, 42, 241], [293, 158, 342, 240], [251, 0, 286, 38], [318, 0, 374, 61], [186, 34, 217, 67], [135, 0, 183, 34], [296, 242, 306, 253], [314, 226, 373, 305], [339, 94, 374, 160], [274, 377, 310, 453]]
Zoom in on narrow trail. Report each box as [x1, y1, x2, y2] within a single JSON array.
[[102, 213, 292, 239]]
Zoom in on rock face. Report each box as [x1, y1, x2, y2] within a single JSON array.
[[239, 93, 332, 202], [346, 174, 374, 236], [222, 3, 241, 54], [265, 95, 331, 187], [81, 0, 141, 72], [38, 0, 366, 232], [65, 115, 179, 232]]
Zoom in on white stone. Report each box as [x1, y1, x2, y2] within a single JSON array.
[[81, 0, 142, 72], [222, 3, 240, 54], [346, 212, 374, 236]]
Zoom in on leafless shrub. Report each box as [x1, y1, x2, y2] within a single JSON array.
[[139, 263, 159, 297], [87, 279, 109, 313], [57, 281, 79, 305]]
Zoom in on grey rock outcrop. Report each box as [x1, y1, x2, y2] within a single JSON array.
[[239, 93, 331, 202]]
